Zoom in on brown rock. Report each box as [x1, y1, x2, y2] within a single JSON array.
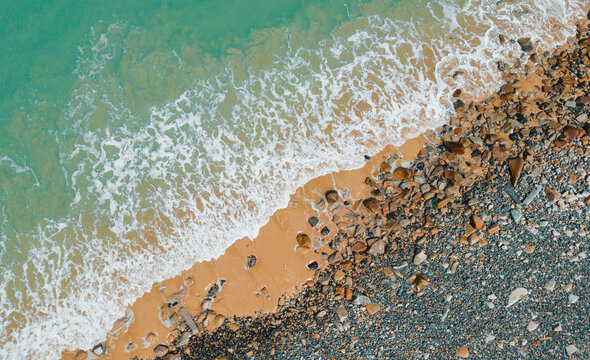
[[363, 197, 380, 213], [154, 344, 169, 357], [444, 141, 465, 155], [368, 239, 386, 255], [579, 37, 590, 47], [508, 157, 524, 186], [392, 167, 414, 181], [296, 233, 311, 248], [563, 125, 583, 139], [435, 197, 451, 209], [379, 161, 392, 173], [413, 274, 431, 290], [325, 190, 339, 204], [517, 37, 533, 52], [452, 89, 462, 97], [339, 260, 352, 271], [470, 215, 484, 230], [492, 146, 509, 161], [487, 223, 500, 234], [456, 345, 469, 358], [351, 241, 368, 253], [585, 196, 590, 206], [544, 187, 561, 203], [576, 95, 590, 105], [365, 303, 381, 315]]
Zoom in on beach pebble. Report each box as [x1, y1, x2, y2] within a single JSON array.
[[527, 321, 538, 332], [153, 344, 169, 357], [484, 334, 495, 343], [365, 303, 381, 315], [335, 305, 348, 322], [568, 294, 579, 304], [413, 250, 427, 265], [510, 209, 522, 223], [456, 345, 469, 358], [507, 287, 528, 307], [544, 280, 556, 292], [334, 270, 345, 282], [565, 345, 579, 356]]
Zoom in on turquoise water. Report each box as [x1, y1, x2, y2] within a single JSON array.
[[0, 0, 585, 358]]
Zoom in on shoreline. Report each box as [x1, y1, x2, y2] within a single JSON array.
[[61, 9, 590, 360]]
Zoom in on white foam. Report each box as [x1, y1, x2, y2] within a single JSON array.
[[0, 0, 586, 358]]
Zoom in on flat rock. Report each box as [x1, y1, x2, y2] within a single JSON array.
[[508, 157, 524, 186], [296, 233, 311, 248], [507, 287, 528, 307], [335, 305, 348, 322], [413, 250, 427, 265], [392, 167, 414, 181], [154, 344, 169, 357], [527, 321, 538, 332], [517, 37, 533, 52], [325, 190, 339, 204], [443, 141, 465, 155], [363, 197, 380, 213], [544, 187, 561, 203], [566, 345, 579, 356], [470, 215, 484, 230], [456, 345, 469, 358], [365, 303, 381, 315], [368, 239, 386, 255]]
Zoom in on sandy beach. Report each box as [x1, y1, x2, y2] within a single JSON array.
[[61, 9, 590, 360]]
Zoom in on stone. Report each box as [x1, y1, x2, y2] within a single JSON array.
[[517, 37, 533, 52], [363, 197, 380, 212], [296, 233, 311, 248], [527, 321, 538, 332], [470, 215, 484, 230], [544, 280, 556, 292], [510, 209, 522, 223], [563, 125, 582, 139], [544, 187, 560, 203], [368, 239, 386, 255], [456, 345, 469, 358], [334, 270, 345, 282], [507, 287, 528, 307], [92, 343, 104, 356], [523, 245, 536, 254], [308, 216, 319, 227], [508, 157, 524, 186], [365, 303, 381, 315], [487, 224, 500, 234], [153, 344, 169, 357], [179, 307, 198, 332], [351, 242, 367, 253], [392, 167, 414, 181], [443, 141, 465, 155], [335, 305, 348, 322], [565, 345, 578, 356], [325, 190, 339, 204], [568, 294, 579, 304], [435, 197, 451, 209], [413, 250, 427, 265]]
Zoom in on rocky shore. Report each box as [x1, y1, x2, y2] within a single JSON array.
[[145, 14, 590, 360]]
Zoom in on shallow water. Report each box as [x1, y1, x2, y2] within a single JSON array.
[[0, 0, 585, 358]]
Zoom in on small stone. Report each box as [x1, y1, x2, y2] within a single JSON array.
[[507, 287, 528, 307], [456, 345, 469, 358], [382, 268, 394, 277], [544, 187, 561, 203], [413, 250, 427, 265], [92, 344, 105, 356], [487, 224, 500, 234], [568, 294, 579, 304], [154, 344, 169, 357], [368, 239, 386, 255], [565, 345, 578, 356], [308, 216, 319, 227], [508, 157, 524, 186], [524, 245, 536, 254], [563, 282, 573, 293], [351, 242, 367, 253], [325, 190, 339, 204], [544, 280, 556, 291], [365, 303, 381, 315], [392, 167, 414, 181], [470, 215, 484, 230], [444, 141, 465, 155], [554, 323, 562, 332], [335, 305, 348, 322], [527, 321, 539, 332], [363, 197, 380, 213], [563, 125, 582, 139], [517, 37, 533, 52], [510, 209, 522, 223], [485, 334, 496, 343], [296, 233, 311, 248], [334, 270, 345, 282]]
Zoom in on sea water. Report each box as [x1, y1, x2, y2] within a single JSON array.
[[0, 0, 585, 358]]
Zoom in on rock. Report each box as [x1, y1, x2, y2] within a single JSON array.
[[246, 255, 257, 269], [335, 305, 348, 322], [413, 250, 427, 265], [443, 141, 465, 155], [74, 351, 88, 360], [296, 233, 311, 248], [487, 223, 500, 234], [544, 187, 561, 203], [306, 261, 318, 270], [153, 344, 169, 357], [544, 279, 556, 291], [452, 89, 462, 97], [351, 241, 367, 253], [334, 270, 345, 282], [517, 37, 533, 52], [527, 321, 539, 332], [507, 287, 528, 307], [563, 125, 582, 139], [92, 343, 104, 356], [368, 239, 386, 255], [523, 245, 536, 254], [435, 197, 451, 209], [523, 184, 543, 206], [484, 334, 496, 343], [470, 215, 484, 230], [565, 345, 578, 356], [456, 345, 469, 358], [363, 197, 380, 213], [365, 303, 381, 315], [568, 294, 579, 304], [508, 157, 524, 186], [413, 274, 431, 291], [510, 209, 522, 223], [325, 190, 339, 204], [392, 168, 414, 181], [179, 307, 198, 332], [308, 216, 319, 227]]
